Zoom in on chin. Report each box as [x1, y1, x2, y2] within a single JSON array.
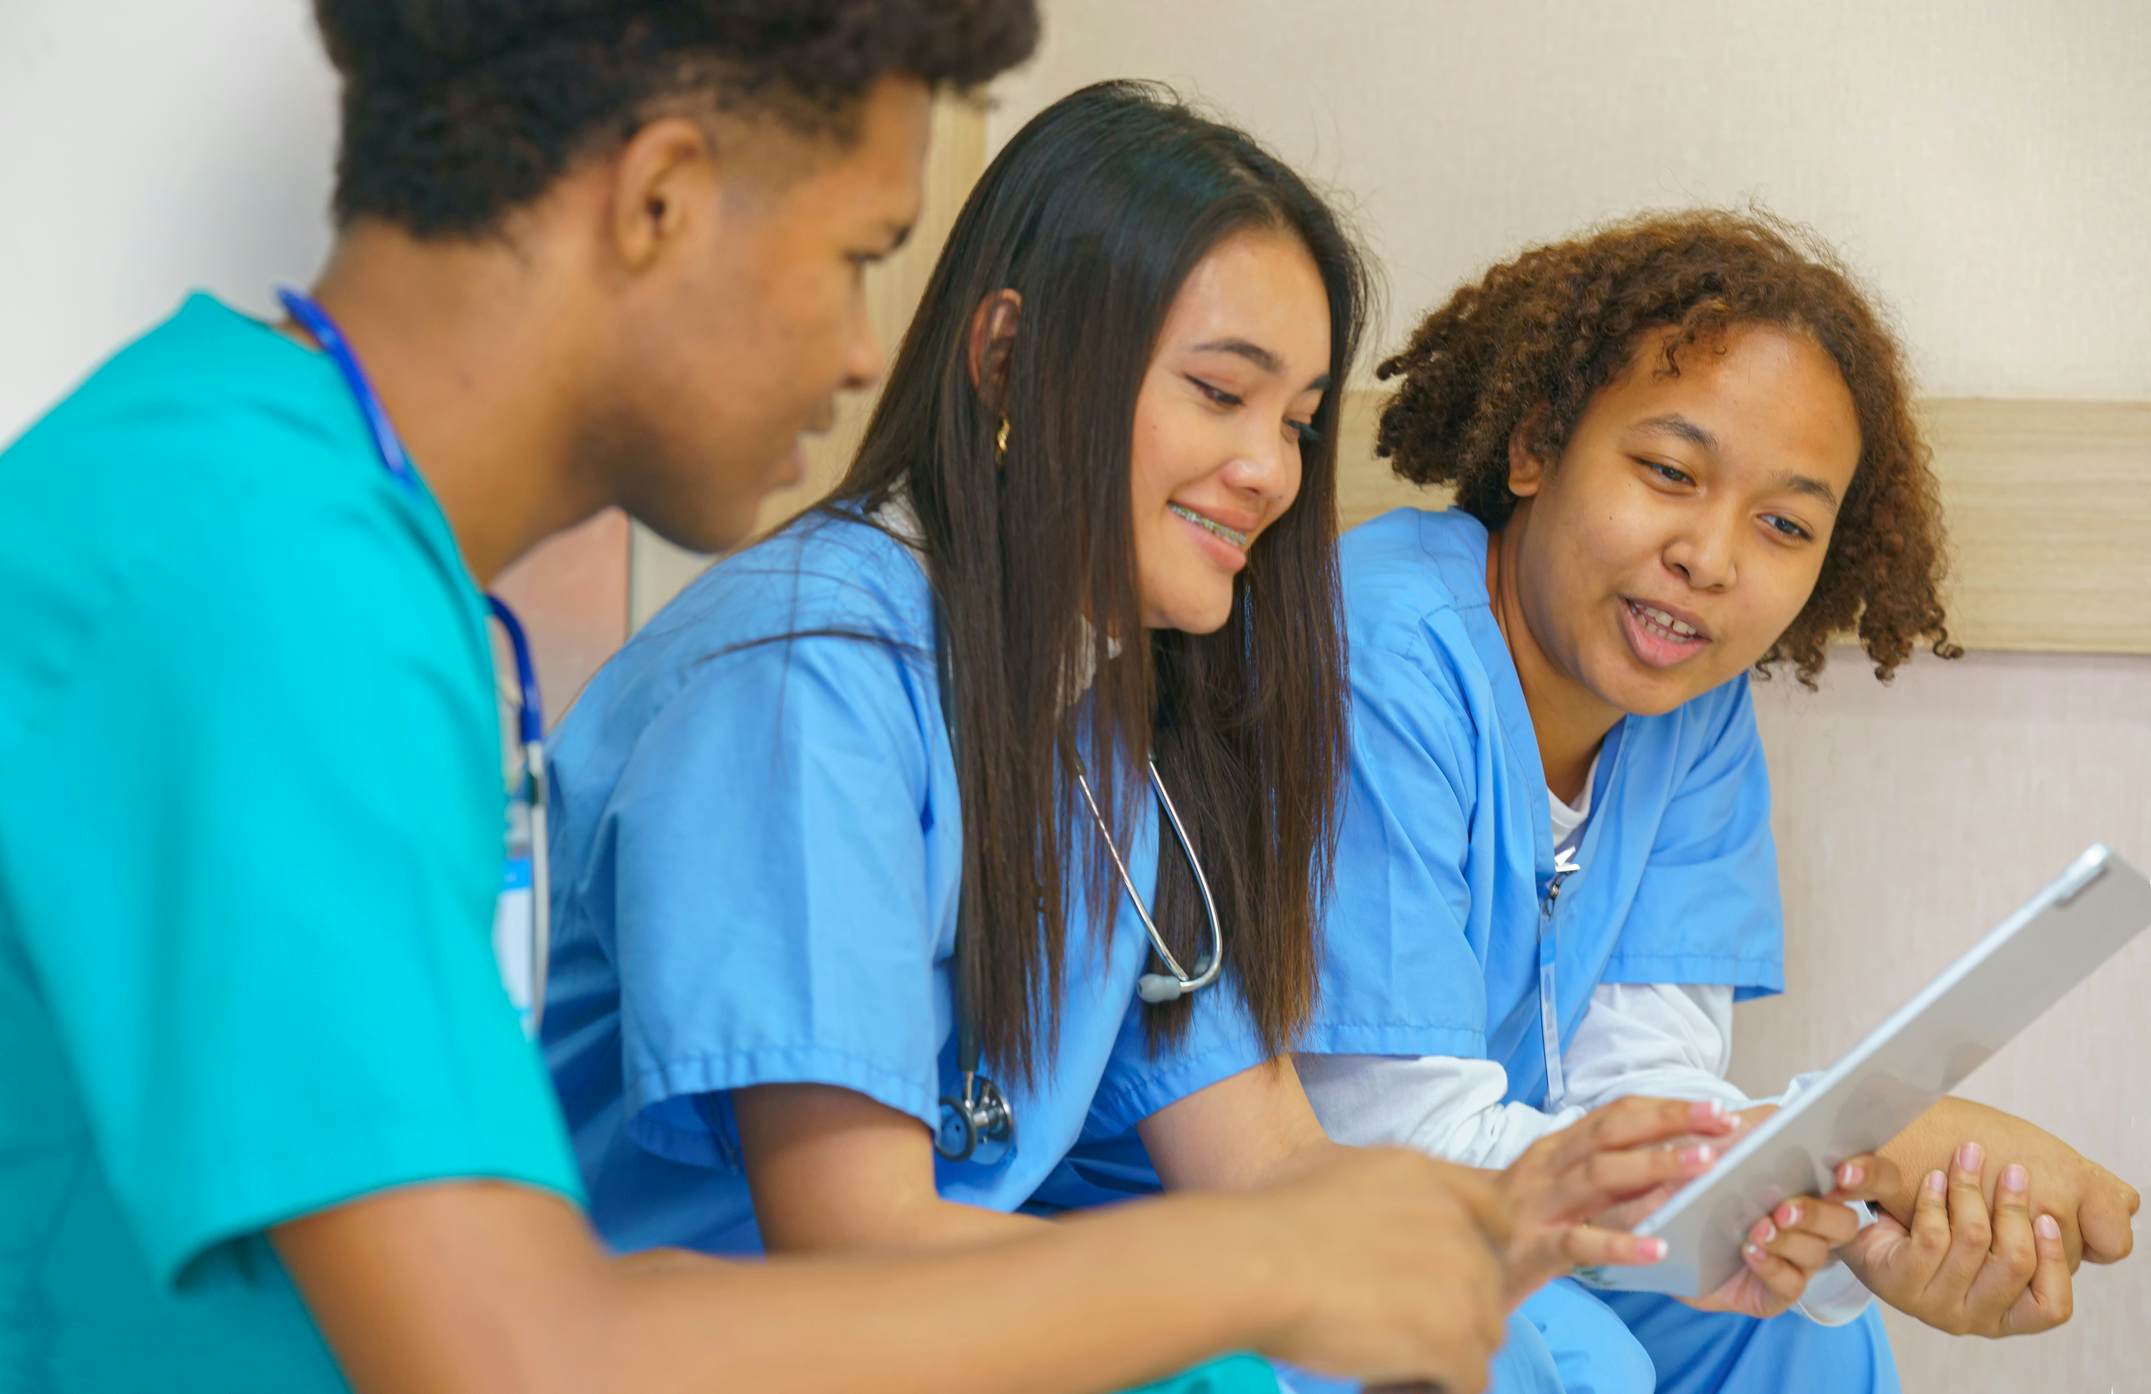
[[1599, 662, 1714, 718], [635, 494, 764, 558], [1149, 596, 1235, 636]]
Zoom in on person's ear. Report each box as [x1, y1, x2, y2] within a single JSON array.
[[1507, 407, 1553, 499], [964, 289, 1023, 406], [607, 116, 718, 273]]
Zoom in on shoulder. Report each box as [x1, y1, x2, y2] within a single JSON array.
[[0, 308, 486, 760], [557, 508, 941, 778], [1340, 507, 1489, 646], [635, 506, 936, 656], [1339, 509, 1495, 717], [3, 294, 470, 610]]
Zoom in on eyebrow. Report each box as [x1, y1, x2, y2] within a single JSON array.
[[1190, 337, 1331, 391], [1776, 472, 1842, 511], [1634, 413, 1841, 512], [1635, 413, 1719, 452]]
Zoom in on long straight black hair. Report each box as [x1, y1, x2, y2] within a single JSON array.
[[828, 80, 1369, 1083]]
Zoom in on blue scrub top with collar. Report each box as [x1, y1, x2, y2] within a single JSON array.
[[1302, 505, 1785, 1107], [539, 507, 1270, 1256], [1034, 504, 1784, 1215]]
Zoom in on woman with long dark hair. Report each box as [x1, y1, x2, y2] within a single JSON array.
[[541, 82, 1727, 1393]]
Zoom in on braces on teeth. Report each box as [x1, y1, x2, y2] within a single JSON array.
[[1169, 503, 1248, 549]]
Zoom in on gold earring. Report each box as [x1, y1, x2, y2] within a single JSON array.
[[995, 416, 1011, 461]]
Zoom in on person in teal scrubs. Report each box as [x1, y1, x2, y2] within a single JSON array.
[[0, 6, 1542, 1394], [540, 81, 1748, 1394]]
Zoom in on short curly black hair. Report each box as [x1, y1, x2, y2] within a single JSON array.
[[314, 0, 1039, 237], [1376, 208, 1960, 686]]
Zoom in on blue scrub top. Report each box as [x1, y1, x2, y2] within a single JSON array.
[[542, 508, 1270, 1255], [1304, 506, 1785, 1106], [1036, 505, 1786, 1208]]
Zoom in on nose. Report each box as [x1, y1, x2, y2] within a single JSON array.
[[1663, 503, 1739, 591], [841, 304, 885, 393], [1220, 424, 1304, 519]]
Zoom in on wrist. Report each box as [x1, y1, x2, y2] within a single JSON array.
[[1193, 1191, 1301, 1354]]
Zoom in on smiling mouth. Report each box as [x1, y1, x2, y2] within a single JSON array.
[[1168, 502, 1250, 550], [1625, 600, 1705, 643]]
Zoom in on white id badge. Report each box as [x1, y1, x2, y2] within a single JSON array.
[[493, 853, 537, 1032]]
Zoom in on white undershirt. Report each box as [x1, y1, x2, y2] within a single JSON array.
[[1298, 755, 1874, 1323]]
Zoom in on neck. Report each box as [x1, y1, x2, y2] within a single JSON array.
[[1485, 509, 1623, 804], [295, 224, 606, 587]]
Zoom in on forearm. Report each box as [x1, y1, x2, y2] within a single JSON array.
[[735, 1083, 1049, 1254], [600, 1194, 1283, 1394], [759, 1190, 1048, 1254], [289, 1184, 1279, 1394], [1296, 1051, 1583, 1170]]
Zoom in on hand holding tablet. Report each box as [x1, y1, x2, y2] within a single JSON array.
[[1599, 845, 2151, 1299]]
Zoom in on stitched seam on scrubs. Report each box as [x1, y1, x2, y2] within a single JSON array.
[[1087, 1039, 1277, 1135], [1598, 953, 1784, 989], [627, 1048, 940, 1160], [1295, 1023, 1487, 1061]]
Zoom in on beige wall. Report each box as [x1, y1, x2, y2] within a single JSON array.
[[987, 2, 2151, 1388], [989, 0, 2151, 399], [1746, 651, 2151, 1388]]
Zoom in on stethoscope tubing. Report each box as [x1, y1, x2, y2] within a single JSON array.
[[932, 603, 1226, 1161]]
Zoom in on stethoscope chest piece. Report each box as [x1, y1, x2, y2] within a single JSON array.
[[934, 1075, 1014, 1166]]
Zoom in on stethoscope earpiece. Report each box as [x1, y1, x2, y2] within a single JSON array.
[[1135, 973, 1187, 1004]]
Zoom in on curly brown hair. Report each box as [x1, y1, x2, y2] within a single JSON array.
[[1375, 208, 1960, 685]]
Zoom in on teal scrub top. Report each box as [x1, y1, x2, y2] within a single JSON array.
[[0, 294, 583, 1392]]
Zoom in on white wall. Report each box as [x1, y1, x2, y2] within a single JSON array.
[[0, 1, 339, 440], [991, 2, 2151, 1388], [989, 0, 2151, 398]]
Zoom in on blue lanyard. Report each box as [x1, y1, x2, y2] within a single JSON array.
[[276, 288, 543, 745], [279, 287, 551, 1037]]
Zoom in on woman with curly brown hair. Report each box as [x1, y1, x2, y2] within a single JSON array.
[[1291, 210, 2140, 1393]]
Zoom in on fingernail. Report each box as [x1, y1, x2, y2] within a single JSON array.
[[1777, 1202, 1801, 1227], [1751, 1218, 1777, 1244], [1956, 1141, 1984, 1174], [1926, 1169, 1947, 1197], [1744, 1242, 1766, 1264], [2003, 1163, 2028, 1195], [2036, 1214, 2061, 1241], [1837, 1162, 1864, 1189], [1694, 1099, 1727, 1122], [1680, 1144, 1718, 1168], [1640, 1237, 1668, 1262]]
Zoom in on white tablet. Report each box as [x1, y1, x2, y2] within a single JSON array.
[[1597, 844, 2151, 1298]]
